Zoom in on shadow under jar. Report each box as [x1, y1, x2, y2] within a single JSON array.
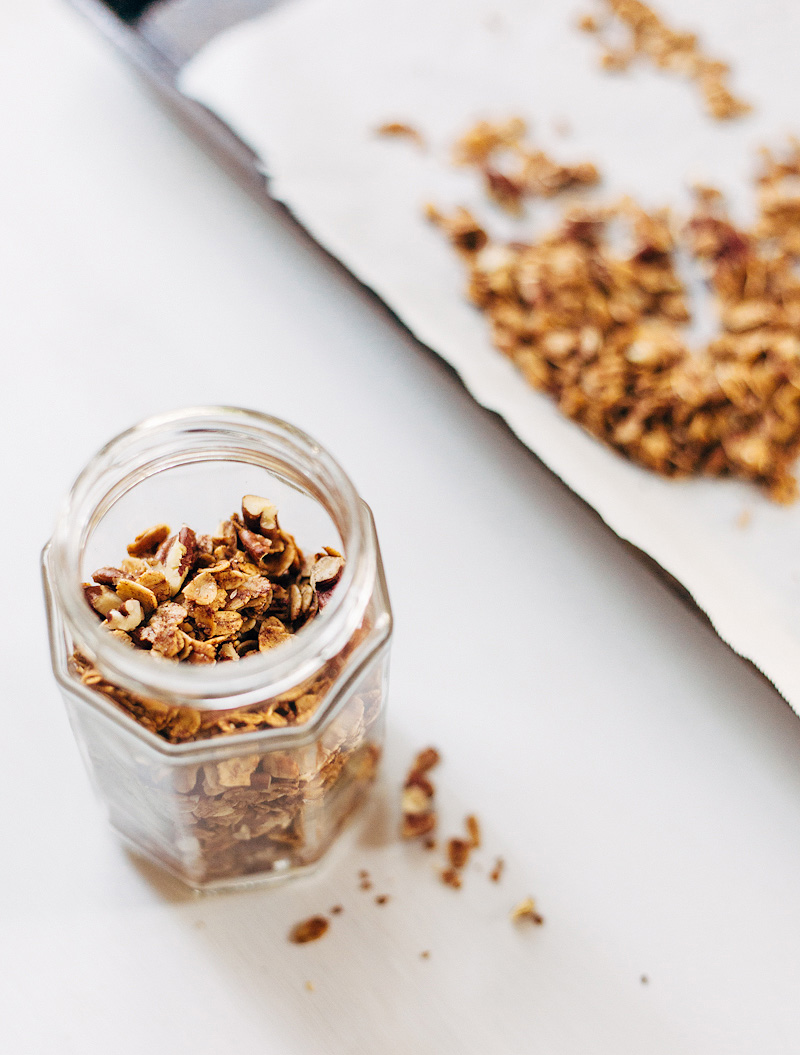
[[42, 407, 392, 891]]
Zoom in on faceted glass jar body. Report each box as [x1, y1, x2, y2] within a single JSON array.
[[42, 408, 392, 891]]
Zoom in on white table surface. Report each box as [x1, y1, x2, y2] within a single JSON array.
[[4, 3, 800, 1053]]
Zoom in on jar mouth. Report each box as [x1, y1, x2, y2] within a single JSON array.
[[45, 407, 376, 710]]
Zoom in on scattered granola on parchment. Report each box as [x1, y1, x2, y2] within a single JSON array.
[[578, 0, 751, 120], [431, 130, 800, 502], [453, 117, 599, 214]]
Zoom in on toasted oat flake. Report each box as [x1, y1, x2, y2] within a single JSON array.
[[289, 916, 329, 944]]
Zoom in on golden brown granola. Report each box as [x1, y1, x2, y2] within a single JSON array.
[[431, 136, 800, 502], [75, 496, 350, 742], [453, 118, 599, 214], [70, 496, 385, 886], [289, 915, 330, 944], [579, 0, 751, 120]]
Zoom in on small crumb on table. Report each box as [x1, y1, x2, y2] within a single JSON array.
[[289, 915, 329, 944], [510, 897, 544, 925]]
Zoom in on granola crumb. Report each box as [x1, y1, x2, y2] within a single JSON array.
[[447, 837, 472, 871], [375, 894, 390, 905], [423, 837, 437, 851], [641, 974, 649, 985], [552, 117, 572, 138], [360, 878, 373, 891], [376, 121, 426, 149], [305, 980, 314, 992], [490, 857, 505, 883], [440, 867, 463, 890], [289, 916, 330, 944], [736, 508, 752, 529], [330, 905, 344, 915], [420, 950, 431, 959], [465, 814, 481, 849], [510, 897, 544, 925]]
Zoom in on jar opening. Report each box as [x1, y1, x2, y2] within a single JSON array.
[[45, 407, 376, 711]]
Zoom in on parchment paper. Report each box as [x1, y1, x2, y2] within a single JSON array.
[[181, 0, 800, 710]]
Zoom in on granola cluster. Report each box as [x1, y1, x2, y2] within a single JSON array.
[[77, 496, 346, 742], [453, 117, 599, 214], [441, 815, 481, 890], [579, 0, 751, 120], [400, 746, 440, 838], [431, 134, 800, 502]]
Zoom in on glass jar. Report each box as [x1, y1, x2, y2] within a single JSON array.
[[42, 407, 392, 891]]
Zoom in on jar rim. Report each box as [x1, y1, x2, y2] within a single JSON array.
[[44, 407, 377, 711]]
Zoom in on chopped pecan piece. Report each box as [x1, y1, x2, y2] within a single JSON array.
[[127, 523, 170, 558], [105, 599, 144, 632], [241, 495, 280, 535], [83, 584, 121, 618], [92, 567, 124, 588]]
